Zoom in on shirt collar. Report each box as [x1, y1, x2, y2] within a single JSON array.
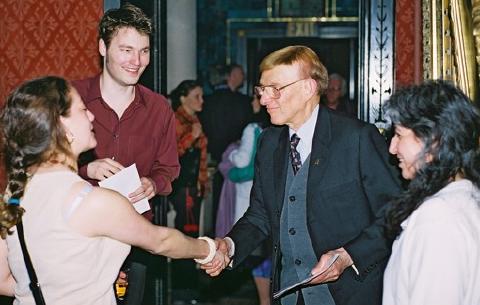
[[84, 73, 147, 107], [289, 105, 319, 161]]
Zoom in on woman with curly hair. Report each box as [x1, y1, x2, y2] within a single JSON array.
[[0, 76, 225, 304], [382, 80, 480, 305]]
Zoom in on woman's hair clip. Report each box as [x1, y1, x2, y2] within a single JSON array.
[[7, 198, 20, 206]]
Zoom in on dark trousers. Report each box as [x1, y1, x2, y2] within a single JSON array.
[[211, 171, 224, 231], [169, 186, 201, 235]]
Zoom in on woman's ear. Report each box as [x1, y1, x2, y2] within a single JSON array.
[[59, 117, 75, 144], [180, 95, 186, 104]]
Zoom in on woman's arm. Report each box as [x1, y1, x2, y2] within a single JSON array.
[[67, 183, 212, 260], [0, 239, 15, 296]]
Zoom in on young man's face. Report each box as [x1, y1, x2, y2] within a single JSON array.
[[100, 27, 150, 87]]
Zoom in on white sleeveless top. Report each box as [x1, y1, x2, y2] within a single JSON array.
[[6, 171, 130, 305]]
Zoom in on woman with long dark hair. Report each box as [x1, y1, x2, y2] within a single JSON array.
[[383, 80, 480, 304], [0, 76, 225, 304]]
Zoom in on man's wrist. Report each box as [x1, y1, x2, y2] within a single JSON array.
[[224, 237, 235, 258]]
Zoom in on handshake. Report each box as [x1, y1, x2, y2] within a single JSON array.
[[194, 237, 233, 277]]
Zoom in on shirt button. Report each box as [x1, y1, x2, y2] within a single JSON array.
[[295, 259, 302, 265], [113, 134, 119, 139], [289, 196, 296, 202], [288, 228, 296, 235]]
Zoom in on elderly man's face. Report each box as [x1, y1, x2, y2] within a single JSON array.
[[325, 78, 343, 105], [259, 63, 310, 130]]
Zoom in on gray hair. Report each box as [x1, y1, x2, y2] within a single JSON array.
[[328, 73, 347, 97]]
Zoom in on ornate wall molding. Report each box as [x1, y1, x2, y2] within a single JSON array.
[[474, 0, 480, 84], [359, 0, 395, 129], [423, 0, 479, 101]]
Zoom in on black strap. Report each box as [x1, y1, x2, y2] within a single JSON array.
[[17, 222, 46, 305]]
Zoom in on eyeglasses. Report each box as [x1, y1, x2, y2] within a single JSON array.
[[254, 78, 309, 99]]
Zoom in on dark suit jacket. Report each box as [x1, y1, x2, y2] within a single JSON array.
[[227, 106, 401, 305]]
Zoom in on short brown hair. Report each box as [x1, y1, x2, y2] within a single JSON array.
[[99, 3, 153, 48], [259, 45, 328, 95]]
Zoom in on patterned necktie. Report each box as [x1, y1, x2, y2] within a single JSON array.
[[289, 133, 302, 175]]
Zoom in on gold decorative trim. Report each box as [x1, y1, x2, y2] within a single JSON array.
[[423, 0, 479, 101], [451, 0, 478, 100], [226, 17, 359, 64], [423, 0, 432, 79], [474, 0, 480, 83], [227, 17, 358, 23]]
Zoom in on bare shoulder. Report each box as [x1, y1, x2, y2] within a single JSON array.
[[70, 182, 131, 211]]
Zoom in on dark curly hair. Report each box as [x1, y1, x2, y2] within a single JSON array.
[[99, 3, 153, 48], [384, 80, 480, 238], [169, 80, 201, 111], [0, 76, 74, 238]]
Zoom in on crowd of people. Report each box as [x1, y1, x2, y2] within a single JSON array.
[[0, 3, 479, 305]]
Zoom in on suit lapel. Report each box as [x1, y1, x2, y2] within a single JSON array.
[[273, 127, 289, 212], [307, 106, 332, 194]]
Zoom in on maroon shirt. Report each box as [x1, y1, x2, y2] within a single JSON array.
[[73, 74, 180, 195]]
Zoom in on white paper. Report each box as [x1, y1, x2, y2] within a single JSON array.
[[98, 164, 150, 214], [273, 253, 340, 299]]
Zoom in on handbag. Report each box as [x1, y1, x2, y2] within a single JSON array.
[[17, 221, 46, 305]]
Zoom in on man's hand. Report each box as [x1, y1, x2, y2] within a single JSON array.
[[200, 238, 231, 276], [309, 247, 353, 285], [129, 177, 157, 203], [200, 250, 230, 276], [87, 158, 124, 180]]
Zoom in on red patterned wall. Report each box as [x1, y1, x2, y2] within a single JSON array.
[[395, 0, 423, 87], [0, 0, 103, 189], [0, 0, 103, 103]]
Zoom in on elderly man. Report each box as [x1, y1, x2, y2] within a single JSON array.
[[207, 46, 401, 305], [321, 73, 356, 117]]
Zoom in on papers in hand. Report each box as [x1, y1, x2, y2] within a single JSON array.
[[273, 253, 340, 300], [98, 164, 151, 214]]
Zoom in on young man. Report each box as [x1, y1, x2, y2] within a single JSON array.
[[207, 46, 401, 305], [72, 4, 179, 304]]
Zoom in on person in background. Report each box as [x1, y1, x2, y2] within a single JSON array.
[[227, 94, 271, 305], [382, 80, 480, 305], [199, 64, 253, 234], [204, 45, 401, 305], [0, 76, 226, 305], [168, 80, 209, 302], [169, 80, 208, 238], [72, 4, 180, 304], [321, 73, 355, 117]]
